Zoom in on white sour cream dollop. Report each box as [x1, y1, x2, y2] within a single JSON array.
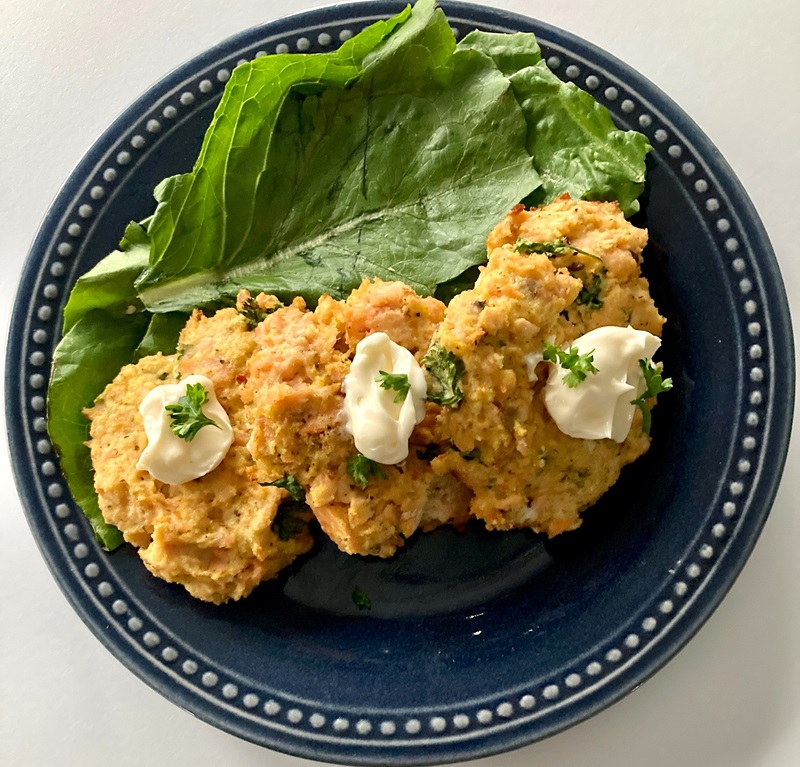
[[137, 374, 234, 484], [543, 326, 661, 442], [342, 332, 427, 464]]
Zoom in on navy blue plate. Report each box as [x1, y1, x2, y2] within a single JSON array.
[[6, 2, 794, 764]]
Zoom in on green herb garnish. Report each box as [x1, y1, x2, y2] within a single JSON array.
[[630, 359, 673, 435], [376, 370, 411, 403], [514, 237, 601, 261], [271, 502, 310, 541], [165, 383, 220, 442], [347, 454, 388, 490], [262, 474, 305, 503], [575, 272, 604, 309], [542, 339, 598, 388], [416, 444, 440, 461], [352, 586, 372, 611], [239, 295, 280, 329], [422, 342, 465, 407]]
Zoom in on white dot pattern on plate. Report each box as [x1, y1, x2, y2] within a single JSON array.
[[543, 684, 560, 700], [520, 694, 536, 709], [429, 716, 447, 732], [288, 708, 303, 724], [405, 718, 422, 733], [243, 693, 259, 709], [12, 20, 774, 749]]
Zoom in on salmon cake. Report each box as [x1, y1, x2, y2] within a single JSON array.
[[86, 307, 314, 604], [429, 196, 665, 535], [242, 279, 470, 558]]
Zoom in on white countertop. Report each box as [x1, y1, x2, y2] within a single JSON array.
[[2, 1, 798, 765]]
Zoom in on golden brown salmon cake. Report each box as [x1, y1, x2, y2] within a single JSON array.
[[85, 307, 314, 604], [243, 279, 469, 558], [429, 197, 665, 535]]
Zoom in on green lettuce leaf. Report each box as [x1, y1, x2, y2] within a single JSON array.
[[456, 29, 542, 75], [136, 0, 537, 311], [508, 59, 651, 215], [48, 310, 151, 550], [134, 312, 189, 360], [62, 222, 149, 334]]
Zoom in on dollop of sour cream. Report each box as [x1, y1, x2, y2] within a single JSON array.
[[342, 332, 427, 464], [543, 326, 661, 442], [137, 374, 234, 484]]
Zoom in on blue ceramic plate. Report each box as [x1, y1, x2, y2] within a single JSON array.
[[6, 2, 794, 765]]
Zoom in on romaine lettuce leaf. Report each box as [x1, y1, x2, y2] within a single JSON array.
[[61, 222, 149, 334], [509, 60, 651, 215], [457, 32, 650, 216], [48, 310, 150, 550], [136, 0, 538, 312]]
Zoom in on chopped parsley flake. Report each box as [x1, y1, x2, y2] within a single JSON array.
[[347, 454, 387, 490], [416, 444, 440, 461], [271, 502, 309, 541], [262, 474, 305, 503], [422, 342, 465, 407], [631, 359, 673, 435], [165, 383, 220, 442], [575, 272, 604, 309], [238, 295, 281, 328], [542, 339, 598, 388], [514, 236, 601, 261], [352, 586, 372, 611]]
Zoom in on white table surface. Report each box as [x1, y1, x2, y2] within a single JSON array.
[[1, 1, 798, 765]]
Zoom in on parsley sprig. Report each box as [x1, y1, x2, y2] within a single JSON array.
[[352, 586, 372, 611], [376, 370, 411, 403], [422, 342, 465, 407], [262, 474, 305, 502], [347, 454, 387, 490], [575, 272, 604, 309], [165, 383, 220, 442], [271, 502, 310, 541], [631, 359, 673, 435], [514, 237, 601, 262], [542, 339, 598, 388], [238, 295, 281, 328]]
